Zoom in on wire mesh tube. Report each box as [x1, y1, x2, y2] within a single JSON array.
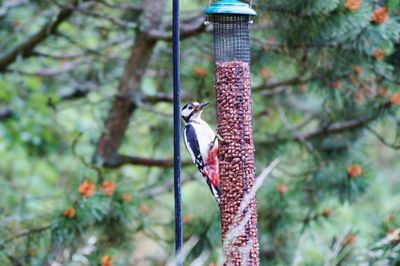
[[213, 15, 251, 63], [212, 14, 259, 265]]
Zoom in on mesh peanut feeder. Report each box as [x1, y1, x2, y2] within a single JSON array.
[[205, 1, 259, 265]]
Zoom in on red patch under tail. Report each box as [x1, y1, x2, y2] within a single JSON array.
[[204, 147, 219, 187]]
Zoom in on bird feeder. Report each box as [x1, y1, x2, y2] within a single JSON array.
[[205, 1, 259, 265]]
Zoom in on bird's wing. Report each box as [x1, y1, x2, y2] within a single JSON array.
[[184, 125, 205, 174]]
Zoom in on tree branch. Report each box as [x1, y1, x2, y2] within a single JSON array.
[[7, 59, 89, 77], [366, 125, 400, 150], [263, 103, 392, 147], [253, 76, 311, 95], [148, 16, 206, 41], [101, 154, 192, 168], [2, 225, 52, 244], [295, 115, 375, 140], [139, 175, 195, 197], [31, 51, 86, 60], [0, 0, 77, 71], [52, 1, 137, 29], [89, 0, 143, 11]]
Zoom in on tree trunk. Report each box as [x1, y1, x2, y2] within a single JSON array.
[[93, 0, 166, 165]]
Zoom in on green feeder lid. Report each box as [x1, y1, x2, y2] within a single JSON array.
[[204, 0, 257, 16]]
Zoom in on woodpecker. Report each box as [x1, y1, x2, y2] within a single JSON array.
[[181, 102, 220, 204]]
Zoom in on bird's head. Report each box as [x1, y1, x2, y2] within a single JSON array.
[[181, 102, 209, 123]]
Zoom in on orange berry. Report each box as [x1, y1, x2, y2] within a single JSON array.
[[260, 68, 272, 80], [322, 209, 333, 218], [277, 184, 288, 194], [59, 59, 69, 66], [390, 92, 400, 105], [343, 234, 357, 246], [192, 66, 208, 77], [183, 215, 193, 223], [138, 204, 149, 215], [354, 89, 366, 104], [353, 65, 363, 76], [378, 86, 388, 97], [350, 76, 359, 85], [372, 7, 389, 24], [299, 84, 307, 93], [330, 80, 342, 89], [63, 207, 76, 219], [345, 0, 362, 12], [347, 164, 363, 178], [373, 49, 385, 61], [387, 228, 400, 243], [101, 255, 113, 266], [101, 180, 116, 196], [78, 180, 96, 197], [122, 193, 133, 202]]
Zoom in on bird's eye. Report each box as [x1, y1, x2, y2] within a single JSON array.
[[188, 105, 193, 110]]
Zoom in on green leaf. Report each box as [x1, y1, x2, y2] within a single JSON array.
[[387, 0, 400, 11]]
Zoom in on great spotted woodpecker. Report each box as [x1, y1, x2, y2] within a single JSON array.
[[181, 102, 220, 204]]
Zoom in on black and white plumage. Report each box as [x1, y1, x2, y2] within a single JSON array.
[[184, 124, 206, 175], [181, 102, 220, 204]]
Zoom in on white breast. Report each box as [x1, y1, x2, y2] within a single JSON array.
[[191, 120, 216, 162]]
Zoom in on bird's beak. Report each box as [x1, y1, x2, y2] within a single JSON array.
[[198, 102, 209, 110]]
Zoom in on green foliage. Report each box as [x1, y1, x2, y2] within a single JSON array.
[[0, 0, 400, 265]]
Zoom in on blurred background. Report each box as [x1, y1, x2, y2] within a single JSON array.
[[0, 0, 400, 265]]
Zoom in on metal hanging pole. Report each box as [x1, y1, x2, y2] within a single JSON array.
[[172, 0, 182, 265]]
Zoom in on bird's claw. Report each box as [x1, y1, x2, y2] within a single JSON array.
[[209, 134, 223, 149]]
